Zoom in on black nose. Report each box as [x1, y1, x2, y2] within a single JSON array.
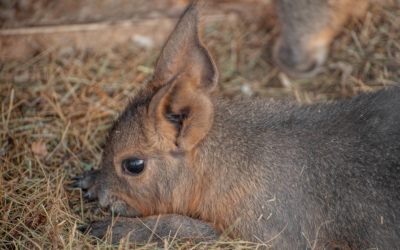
[[68, 175, 84, 189], [83, 191, 97, 202], [77, 224, 89, 234], [69, 169, 100, 190]]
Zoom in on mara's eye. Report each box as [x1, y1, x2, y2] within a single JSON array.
[[121, 158, 145, 176]]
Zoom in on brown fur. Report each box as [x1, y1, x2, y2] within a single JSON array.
[[73, 2, 400, 248]]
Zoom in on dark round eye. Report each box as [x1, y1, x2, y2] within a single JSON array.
[[121, 158, 145, 176]]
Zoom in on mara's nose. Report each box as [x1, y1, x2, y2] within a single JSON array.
[[273, 37, 327, 78]]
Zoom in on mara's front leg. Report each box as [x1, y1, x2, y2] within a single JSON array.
[[71, 172, 219, 244], [80, 214, 220, 245]]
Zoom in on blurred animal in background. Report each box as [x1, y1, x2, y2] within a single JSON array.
[[273, 0, 368, 78], [177, 0, 370, 78], [73, 2, 400, 248]]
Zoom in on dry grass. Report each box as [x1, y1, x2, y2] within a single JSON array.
[[1, 2, 399, 249]]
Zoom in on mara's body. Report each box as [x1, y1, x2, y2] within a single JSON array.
[[73, 2, 400, 249], [196, 92, 400, 248]]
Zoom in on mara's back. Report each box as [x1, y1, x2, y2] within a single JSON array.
[[205, 87, 400, 248]]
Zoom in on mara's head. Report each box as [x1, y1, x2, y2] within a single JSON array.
[[90, 2, 218, 218], [273, 0, 368, 78]]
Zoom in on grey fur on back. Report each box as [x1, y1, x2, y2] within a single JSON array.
[[196, 87, 400, 248]]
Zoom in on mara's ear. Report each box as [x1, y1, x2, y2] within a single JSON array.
[[147, 1, 218, 151], [150, 1, 218, 91]]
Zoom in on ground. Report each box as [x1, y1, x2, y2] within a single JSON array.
[[0, 0, 399, 249]]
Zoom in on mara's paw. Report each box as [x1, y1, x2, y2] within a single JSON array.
[[79, 215, 220, 245]]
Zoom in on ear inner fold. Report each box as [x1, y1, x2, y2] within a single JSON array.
[[148, 77, 214, 152], [171, 80, 213, 151]]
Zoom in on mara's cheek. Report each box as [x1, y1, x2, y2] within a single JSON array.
[[115, 191, 158, 217]]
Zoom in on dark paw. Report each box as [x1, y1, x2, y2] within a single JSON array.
[[80, 218, 139, 244], [84, 220, 113, 239]]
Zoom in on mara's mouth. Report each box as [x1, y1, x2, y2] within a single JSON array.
[[110, 200, 142, 217]]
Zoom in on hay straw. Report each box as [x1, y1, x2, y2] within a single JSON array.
[[1, 2, 399, 249]]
